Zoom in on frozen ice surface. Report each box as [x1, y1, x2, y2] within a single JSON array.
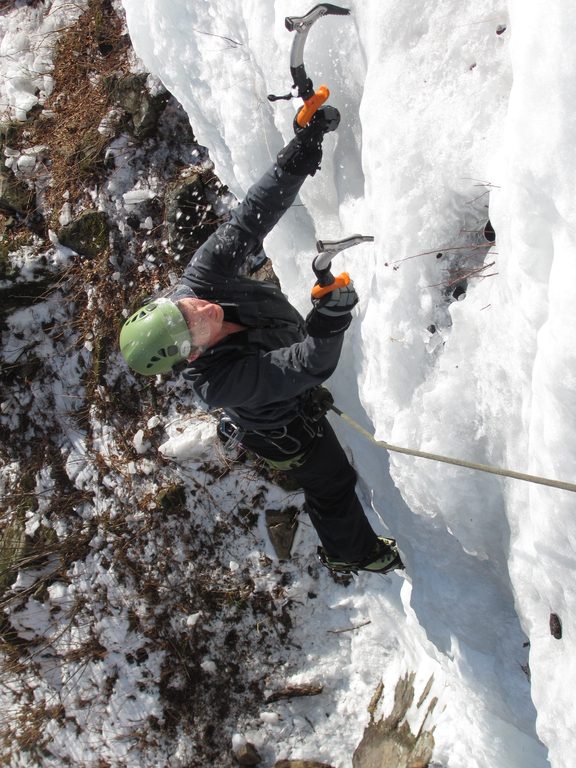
[[120, 1, 576, 765]]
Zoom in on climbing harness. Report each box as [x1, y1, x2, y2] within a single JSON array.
[[217, 388, 335, 471], [329, 404, 576, 494], [268, 3, 350, 128]]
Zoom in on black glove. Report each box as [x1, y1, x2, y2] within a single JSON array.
[[314, 281, 359, 315], [306, 277, 359, 337], [276, 106, 340, 177]]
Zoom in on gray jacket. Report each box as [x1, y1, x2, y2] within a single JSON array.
[[180, 163, 346, 430]]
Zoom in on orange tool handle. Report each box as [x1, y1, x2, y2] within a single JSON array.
[[296, 85, 330, 127], [311, 271, 351, 300]]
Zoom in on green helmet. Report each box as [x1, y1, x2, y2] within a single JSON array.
[[119, 298, 192, 376]]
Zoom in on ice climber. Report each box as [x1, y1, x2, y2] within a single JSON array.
[[119, 109, 402, 575]]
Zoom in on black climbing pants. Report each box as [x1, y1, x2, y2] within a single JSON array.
[[287, 418, 379, 562], [240, 416, 379, 562]]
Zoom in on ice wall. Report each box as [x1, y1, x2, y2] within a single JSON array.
[[121, 1, 576, 765]]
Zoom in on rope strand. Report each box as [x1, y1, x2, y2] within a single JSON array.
[[330, 405, 576, 494]]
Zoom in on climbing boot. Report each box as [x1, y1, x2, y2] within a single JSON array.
[[318, 536, 404, 575]]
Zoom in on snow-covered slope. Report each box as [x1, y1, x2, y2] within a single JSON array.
[[121, 0, 576, 766]]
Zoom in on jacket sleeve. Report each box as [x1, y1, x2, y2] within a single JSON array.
[[184, 164, 306, 281], [187, 333, 344, 411]]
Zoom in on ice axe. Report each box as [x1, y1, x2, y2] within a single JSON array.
[[268, 4, 350, 128], [312, 234, 374, 299]]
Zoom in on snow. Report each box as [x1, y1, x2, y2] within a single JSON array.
[[120, 0, 573, 765], [123, 189, 157, 206], [159, 418, 216, 460], [0, 0, 88, 121], [1, 0, 575, 766]]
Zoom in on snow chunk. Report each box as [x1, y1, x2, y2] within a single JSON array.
[[123, 189, 156, 206], [159, 419, 216, 461], [259, 711, 281, 725], [132, 429, 151, 454], [200, 658, 217, 674]]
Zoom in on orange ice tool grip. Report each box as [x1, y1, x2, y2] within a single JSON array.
[[296, 85, 330, 127], [311, 272, 351, 300]]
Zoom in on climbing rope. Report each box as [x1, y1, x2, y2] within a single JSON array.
[[330, 405, 576, 494]]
